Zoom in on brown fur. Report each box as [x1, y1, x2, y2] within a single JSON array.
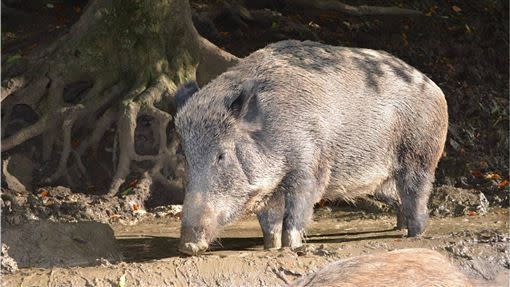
[[290, 248, 472, 287]]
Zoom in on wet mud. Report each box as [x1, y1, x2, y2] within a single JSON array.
[[3, 207, 508, 287]]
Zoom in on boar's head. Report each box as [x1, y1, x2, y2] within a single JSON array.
[[174, 79, 283, 255]]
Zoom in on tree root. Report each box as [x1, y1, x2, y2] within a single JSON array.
[[108, 75, 178, 196], [1, 0, 239, 203], [289, 0, 422, 16], [196, 35, 239, 86]]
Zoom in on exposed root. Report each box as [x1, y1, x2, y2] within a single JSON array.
[[77, 108, 118, 156], [1, 0, 240, 203], [196, 35, 239, 86], [1, 77, 27, 102], [2, 117, 49, 152], [108, 76, 178, 196], [108, 101, 141, 195], [42, 128, 57, 161], [289, 0, 422, 16], [45, 111, 81, 183]]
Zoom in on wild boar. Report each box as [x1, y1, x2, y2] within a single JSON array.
[[174, 40, 448, 255], [290, 248, 472, 287]]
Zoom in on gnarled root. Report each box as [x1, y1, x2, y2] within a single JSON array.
[[288, 0, 422, 16], [1, 0, 238, 203]]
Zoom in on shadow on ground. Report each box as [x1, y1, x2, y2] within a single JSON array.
[[117, 228, 401, 262]]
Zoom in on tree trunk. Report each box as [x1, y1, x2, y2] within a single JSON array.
[[1, 0, 238, 202]]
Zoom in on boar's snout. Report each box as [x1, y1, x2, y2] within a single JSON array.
[[178, 191, 219, 256], [179, 224, 211, 255], [179, 215, 212, 255], [179, 241, 209, 256], [178, 240, 209, 256]]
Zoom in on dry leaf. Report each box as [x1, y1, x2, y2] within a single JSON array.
[[401, 32, 408, 46], [470, 170, 483, 178], [452, 5, 462, 13], [484, 172, 501, 180], [128, 179, 138, 188], [496, 179, 509, 189]]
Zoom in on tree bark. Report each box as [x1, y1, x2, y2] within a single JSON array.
[[289, 0, 422, 16], [1, 0, 238, 201]]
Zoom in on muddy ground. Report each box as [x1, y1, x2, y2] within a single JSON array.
[[2, 206, 508, 286]]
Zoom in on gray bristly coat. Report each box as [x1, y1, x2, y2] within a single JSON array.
[[175, 40, 448, 255]]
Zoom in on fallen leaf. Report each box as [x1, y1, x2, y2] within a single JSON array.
[[484, 172, 501, 180], [425, 5, 438, 16], [401, 32, 408, 46], [128, 179, 138, 188], [308, 21, 320, 29], [452, 5, 462, 13], [470, 170, 483, 178], [467, 211, 477, 216], [496, 180, 509, 189], [39, 190, 49, 197], [118, 274, 126, 287], [121, 187, 133, 196], [5, 54, 22, 64], [132, 203, 140, 211]]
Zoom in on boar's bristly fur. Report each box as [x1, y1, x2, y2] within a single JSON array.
[[290, 249, 472, 287], [175, 40, 448, 255]]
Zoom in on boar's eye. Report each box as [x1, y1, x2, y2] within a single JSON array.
[[217, 152, 226, 163]]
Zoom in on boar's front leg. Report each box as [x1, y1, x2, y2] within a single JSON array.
[[282, 172, 321, 248], [257, 192, 285, 249]]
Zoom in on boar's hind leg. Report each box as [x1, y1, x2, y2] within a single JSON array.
[[257, 192, 285, 249], [396, 169, 434, 237], [281, 173, 321, 248]]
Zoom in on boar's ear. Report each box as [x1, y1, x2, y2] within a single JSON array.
[[175, 81, 199, 110], [229, 80, 259, 119]]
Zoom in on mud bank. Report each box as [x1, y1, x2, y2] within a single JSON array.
[[3, 208, 508, 287]]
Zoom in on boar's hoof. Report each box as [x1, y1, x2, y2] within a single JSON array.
[[263, 233, 282, 250], [406, 214, 428, 237], [282, 229, 303, 248], [407, 229, 424, 238], [178, 241, 208, 256]]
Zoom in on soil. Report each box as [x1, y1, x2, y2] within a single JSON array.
[[2, 221, 121, 269], [2, 207, 508, 286]]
